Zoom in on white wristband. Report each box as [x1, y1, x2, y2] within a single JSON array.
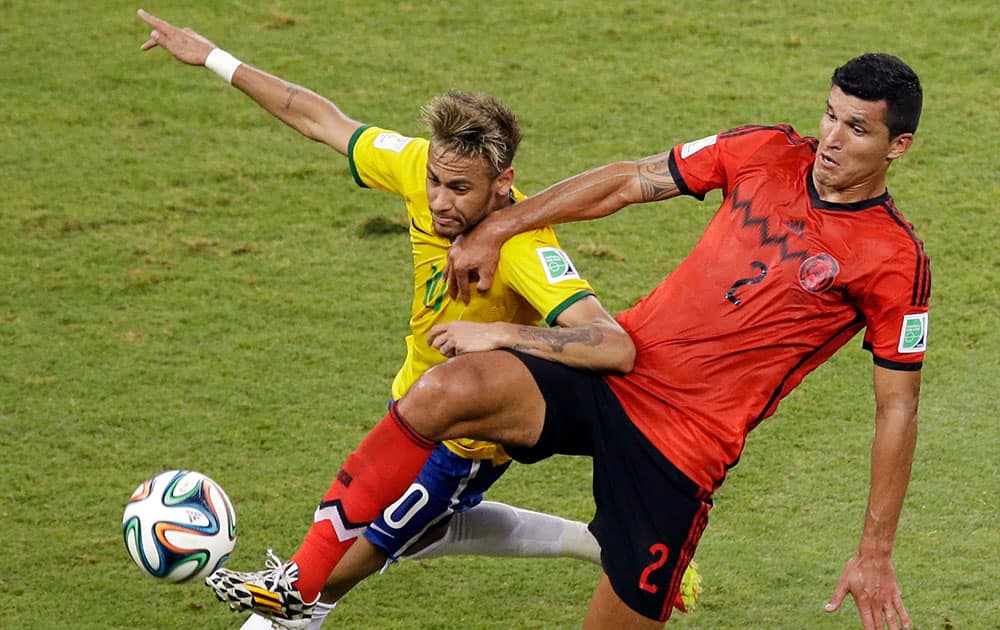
[[204, 48, 242, 84]]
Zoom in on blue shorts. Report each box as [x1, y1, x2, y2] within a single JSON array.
[[365, 443, 511, 560]]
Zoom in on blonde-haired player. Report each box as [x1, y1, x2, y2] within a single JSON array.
[[136, 10, 700, 628]]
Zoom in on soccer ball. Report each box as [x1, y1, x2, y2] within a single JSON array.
[[122, 469, 237, 583]]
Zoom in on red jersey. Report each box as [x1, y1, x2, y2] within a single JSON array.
[[606, 125, 931, 493]]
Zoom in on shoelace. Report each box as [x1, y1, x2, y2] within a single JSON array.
[[262, 549, 300, 592]]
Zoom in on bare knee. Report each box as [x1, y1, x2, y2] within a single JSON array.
[[396, 354, 491, 441], [396, 351, 544, 445]]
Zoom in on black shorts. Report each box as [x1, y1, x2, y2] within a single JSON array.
[[504, 350, 713, 622]]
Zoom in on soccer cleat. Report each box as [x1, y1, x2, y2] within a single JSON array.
[[674, 560, 703, 613], [207, 549, 317, 625]]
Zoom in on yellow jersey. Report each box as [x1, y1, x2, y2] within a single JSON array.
[[348, 125, 594, 463]]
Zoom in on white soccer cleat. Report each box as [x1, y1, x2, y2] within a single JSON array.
[[207, 549, 317, 627]]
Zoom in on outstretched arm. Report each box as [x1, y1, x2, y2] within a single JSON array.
[[826, 365, 919, 630], [445, 152, 681, 302], [427, 295, 635, 373], [137, 9, 361, 154]]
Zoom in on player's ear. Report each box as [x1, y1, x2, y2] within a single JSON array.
[[494, 167, 514, 197], [887, 132, 913, 161]]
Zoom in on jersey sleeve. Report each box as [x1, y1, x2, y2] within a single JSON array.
[[667, 125, 799, 200], [496, 228, 595, 326], [858, 246, 931, 370], [347, 125, 430, 194]]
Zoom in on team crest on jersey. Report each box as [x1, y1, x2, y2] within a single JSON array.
[[373, 132, 414, 153], [798, 253, 840, 293], [537, 247, 580, 283], [898, 313, 928, 353], [423, 263, 447, 311]]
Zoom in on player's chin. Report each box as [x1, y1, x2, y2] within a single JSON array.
[[433, 224, 463, 240], [811, 165, 838, 190]]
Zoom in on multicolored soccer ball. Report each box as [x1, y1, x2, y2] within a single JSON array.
[[122, 470, 237, 583]]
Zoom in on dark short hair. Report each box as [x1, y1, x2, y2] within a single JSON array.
[[832, 53, 922, 137]]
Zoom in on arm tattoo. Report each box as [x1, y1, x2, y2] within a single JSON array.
[[636, 155, 676, 202], [511, 325, 604, 354], [283, 86, 301, 111]]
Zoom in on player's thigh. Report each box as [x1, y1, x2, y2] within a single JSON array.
[[399, 350, 545, 447], [585, 573, 664, 630]]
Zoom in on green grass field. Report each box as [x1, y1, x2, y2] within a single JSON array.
[[2, 1, 997, 628]]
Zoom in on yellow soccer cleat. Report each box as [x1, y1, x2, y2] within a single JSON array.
[[675, 560, 703, 613]]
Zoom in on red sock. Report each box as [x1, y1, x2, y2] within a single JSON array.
[[289, 404, 435, 601], [673, 591, 687, 613]]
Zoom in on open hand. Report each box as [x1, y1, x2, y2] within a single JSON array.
[[826, 553, 910, 630]]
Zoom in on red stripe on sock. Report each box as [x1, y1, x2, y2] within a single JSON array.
[[390, 402, 437, 449]]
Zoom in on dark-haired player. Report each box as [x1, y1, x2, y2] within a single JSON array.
[[210, 50, 927, 630]]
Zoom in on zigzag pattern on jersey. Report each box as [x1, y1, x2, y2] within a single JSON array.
[[729, 185, 808, 262]]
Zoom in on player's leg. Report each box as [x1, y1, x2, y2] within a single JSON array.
[[292, 351, 543, 596], [398, 350, 548, 446], [318, 443, 510, 608], [298, 502, 598, 629], [582, 387, 712, 625], [585, 573, 664, 630], [208, 350, 545, 621], [408, 501, 701, 613], [501, 350, 709, 623], [408, 500, 600, 564], [317, 537, 386, 604]]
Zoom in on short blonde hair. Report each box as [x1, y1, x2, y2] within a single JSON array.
[[421, 90, 521, 178]]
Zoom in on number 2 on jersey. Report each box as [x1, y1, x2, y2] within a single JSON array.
[[725, 261, 768, 305]]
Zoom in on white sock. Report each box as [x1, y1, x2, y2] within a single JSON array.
[[405, 500, 600, 565], [238, 602, 336, 630], [238, 614, 273, 630], [305, 601, 336, 629]]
